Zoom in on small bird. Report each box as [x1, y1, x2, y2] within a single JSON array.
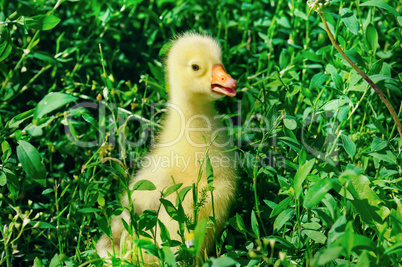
[[96, 32, 238, 265]]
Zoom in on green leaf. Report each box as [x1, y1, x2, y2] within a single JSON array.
[[300, 85, 312, 98], [273, 209, 295, 232], [133, 179, 156, 191], [0, 30, 12, 62], [352, 234, 376, 251], [82, 113, 100, 133], [258, 32, 268, 42], [29, 51, 58, 65], [328, 214, 347, 244], [369, 74, 393, 83], [236, 213, 247, 235], [3, 168, 19, 198], [360, 0, 399, 17], [59, 184, 69, 199], [303, 179, 334, 209], [25, 15, 61, 31], [35, 221, 56, 229], [34, 92, 77, 119], [356, 250, 370, 267], [25, 124, 44, 137], [161, 246, 176, 265], [148, 62, 165, 86], [369, 151, 397, 165], [331, 73, 343, 91], [348, 174, 390, 232], [163, 183, 183, 198], [33, 257, 44, 267], [294, 159, 315, 198], [251, 210, 260, 239], [1, 140, 12, 162], [133, 239, 158, 256], [264, 199, 276, 209], [279, 49, 290, 69], [368, 59, 383, 75], [321, 99, 348, 111], [337, 50, 365, 67], [294, 9, 308, 20], [371, 137, 388, 151], [366, 24, 379, 52], [0, 171, 6, 186], [278, 136, 301, 153], [42, 188, 53, 195], [160, 198, 179, 221], [303, 230, 326, 243], [17, 140, 46, 186], [284, 116, 297, 130], [158, 220, 171, 243], [300, 50, 321, 62], [344, 221, 354, 256], [109, 160, 127, 179], [270, 196, 292, 218], [96, 214, 111, 237], [209, 257, 238, 266], [49, 253, 60, 267], [315, 247, 343, 265], [159, 42, 173, 57], [341, 134, 357, 157], [309, 73, 327, 91], [194, 218, 208, 256], [78, 208, 101, 213], [176, 203, 186, 227], [338, 165, 360, 186], [121, 218, 132, 235], [138, 210, 157, 231], [98, 8, 112, 23], [384, 242, 402, 255], [206, 155, 214, 187], [303, 222, 321, 230], [341, 8, 359, 35], [176, 186, 192, 206], [8, 109, 34, 128]]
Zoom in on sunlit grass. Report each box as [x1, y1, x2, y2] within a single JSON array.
[[0, 0, 401, 266]]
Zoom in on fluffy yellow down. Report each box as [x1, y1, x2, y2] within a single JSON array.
[[96, 33, 238, 265]]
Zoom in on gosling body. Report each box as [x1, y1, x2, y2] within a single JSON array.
[[96, 33, 238, 264]]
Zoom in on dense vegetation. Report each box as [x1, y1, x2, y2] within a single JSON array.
[[1, 0, 401, 266]]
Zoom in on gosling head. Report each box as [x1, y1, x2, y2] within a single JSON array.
[[166, 33, 237, 102]]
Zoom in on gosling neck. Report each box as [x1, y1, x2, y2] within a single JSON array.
[[168, 92, 217, 120], [155, 91, 225, 152]]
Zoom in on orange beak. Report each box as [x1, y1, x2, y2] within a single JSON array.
[[211, 64, 237, 97]]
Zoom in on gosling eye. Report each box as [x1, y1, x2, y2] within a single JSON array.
[[191, 64, 200, 71]]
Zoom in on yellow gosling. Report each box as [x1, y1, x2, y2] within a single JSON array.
[[96, 32, 238, 265]]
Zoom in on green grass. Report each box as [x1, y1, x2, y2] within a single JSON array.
[[1, 0, 402, 266]]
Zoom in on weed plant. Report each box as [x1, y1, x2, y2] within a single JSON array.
[[0, 0, 401, 266]]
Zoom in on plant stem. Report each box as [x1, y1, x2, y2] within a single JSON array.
[[54, 181, 63, 255], [319, 12, 402, 140], [252, 133, 269, 237]]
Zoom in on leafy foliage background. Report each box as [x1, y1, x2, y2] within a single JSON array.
[[0, 0, 401, 266]]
